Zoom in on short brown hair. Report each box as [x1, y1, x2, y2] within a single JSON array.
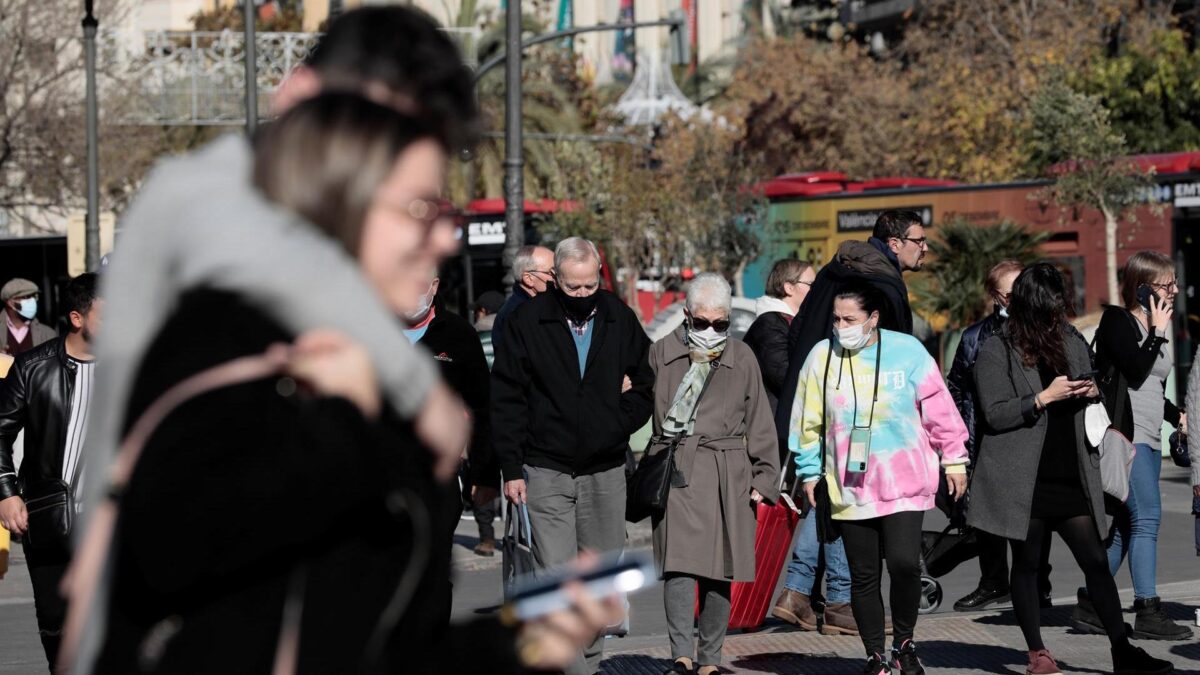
[[764, 259, 813, 299], [1120, 251, 1174, 310], [986, 259, 1024, 297]]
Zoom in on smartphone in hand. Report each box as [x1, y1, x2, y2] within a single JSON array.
[[1069, 370, 1099, 382], [507, 551, 656, 621]]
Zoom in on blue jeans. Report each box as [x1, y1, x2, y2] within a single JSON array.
[[1106, 442, 1162, 600], [784, 507, 851, 604]]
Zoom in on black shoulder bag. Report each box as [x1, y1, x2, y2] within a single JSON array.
[[626, 361, 720, 523], [23, 452, 86, 550]]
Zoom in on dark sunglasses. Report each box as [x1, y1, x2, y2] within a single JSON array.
[[689, 316, 731, 332]]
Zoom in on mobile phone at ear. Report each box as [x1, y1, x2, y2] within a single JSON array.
[[506, 551, 656, 621], [1137, 284, 1155, 312]]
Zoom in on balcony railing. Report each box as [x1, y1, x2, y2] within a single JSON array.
[[100, 28, 480, 126]]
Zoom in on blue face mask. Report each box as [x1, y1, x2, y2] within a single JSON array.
[[15, 298, 37, 320]]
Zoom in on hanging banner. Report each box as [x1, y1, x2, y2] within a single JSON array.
[[612, 0, 636, 81]]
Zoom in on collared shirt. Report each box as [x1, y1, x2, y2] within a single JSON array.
[[6, 312, 29, 346], [566, 308, 597, 337]]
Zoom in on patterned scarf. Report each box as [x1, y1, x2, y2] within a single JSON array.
[[662, 332, 725, 436]]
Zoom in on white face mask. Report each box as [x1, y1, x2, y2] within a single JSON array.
[[15, 298, 37, 320], [688, 326, 727, 351], [834, 321, 874, 350], [405, 282, 436, 322], [998, 305, 1010, 319]]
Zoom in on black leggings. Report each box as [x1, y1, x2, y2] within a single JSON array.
[[1011, 515, 1128, 651], [840, 510, 924, 656]]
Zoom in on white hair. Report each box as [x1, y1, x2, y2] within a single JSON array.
[[686, 273, 732, 314], [554, 237, 601, 274], [510, 245, 541, 280]]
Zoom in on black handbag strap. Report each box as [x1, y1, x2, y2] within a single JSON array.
[[819, 342, 833, 479]]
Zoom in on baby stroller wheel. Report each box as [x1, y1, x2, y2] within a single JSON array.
[[918, 576, 942, 614]]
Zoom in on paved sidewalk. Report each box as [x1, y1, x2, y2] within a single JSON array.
[[598, 585, 1200, 674]]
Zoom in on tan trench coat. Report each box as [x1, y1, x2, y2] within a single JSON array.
[[648, 330, 781, 582]]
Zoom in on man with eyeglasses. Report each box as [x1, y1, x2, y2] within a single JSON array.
[[492, 245, 555, 355], [774, 210, 928, 477], [491, 237, 653, 675]]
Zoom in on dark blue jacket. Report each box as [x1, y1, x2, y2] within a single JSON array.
[[490, 284, 532, 356], [946, 310, 1005, 464]]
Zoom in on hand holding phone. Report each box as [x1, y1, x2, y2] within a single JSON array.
[[1069, 370, 1098, 382], [506, 551, 654, 621]]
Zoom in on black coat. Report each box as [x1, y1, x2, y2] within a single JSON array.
[[1093, 305, 1180, 439], [490, 284, 532, 356], [742, 311, 791, 415], [773, 241, 913, 438], [946, 311, 1006, 464], [97, 290, 522, 675], [0, 338, 81, 503], [418, 305, 497, 487], [491, 290, 653, 481]]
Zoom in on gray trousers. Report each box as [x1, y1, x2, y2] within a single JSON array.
[[524, 464, 627, 675], [664, 574, 731, 666]]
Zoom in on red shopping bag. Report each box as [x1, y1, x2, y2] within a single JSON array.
[[695, 493, 801, 630]]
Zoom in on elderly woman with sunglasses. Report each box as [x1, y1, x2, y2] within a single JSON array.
[[647, 273, 780, 675]]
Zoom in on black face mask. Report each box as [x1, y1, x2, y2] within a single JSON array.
[[556, 287, 599, 323]]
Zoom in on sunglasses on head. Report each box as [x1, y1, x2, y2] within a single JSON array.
[[689, 316, 730, 332]]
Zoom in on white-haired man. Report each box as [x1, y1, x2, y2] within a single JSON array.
[[491, 237, 653, 675]]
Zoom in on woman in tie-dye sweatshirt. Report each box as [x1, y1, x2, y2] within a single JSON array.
[[788, 282, 968, 675]]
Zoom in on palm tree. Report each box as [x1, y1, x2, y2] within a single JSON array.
[[911, 220, 1048, 331]]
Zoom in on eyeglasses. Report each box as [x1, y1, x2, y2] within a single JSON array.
[[526, 269, 556, 279], [1149, 279, 1178, 292], [900, 236, 927, 247], [379, 197, 465, 241], [789, 279, 812, 287], [689, 316, 731, 332]]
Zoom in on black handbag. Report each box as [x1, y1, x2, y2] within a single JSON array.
[[23, 454, 85, 550], [626, 361, 719, 523]]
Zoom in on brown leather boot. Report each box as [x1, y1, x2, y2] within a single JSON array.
[[819, 602, 859, 635], [772, 589, 818, 630]]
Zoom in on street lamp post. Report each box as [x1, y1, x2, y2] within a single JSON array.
[[243, 0, 258, 135], [501, 0, 524, 283], [481, 15, 686, 286], [83, 0, 100, 271]]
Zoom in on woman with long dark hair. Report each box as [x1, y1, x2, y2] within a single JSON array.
[[969, 263, 1171, 675]]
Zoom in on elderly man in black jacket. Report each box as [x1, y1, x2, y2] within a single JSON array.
[[491, 236, 653, 675], [0, 273, 101, 671], [774, 210, 926, 440]]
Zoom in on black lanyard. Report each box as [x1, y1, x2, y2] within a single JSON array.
[[837, 331, 882, 428]]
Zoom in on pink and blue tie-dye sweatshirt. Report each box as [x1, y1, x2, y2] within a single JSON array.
[[789, 329, 969, 521]]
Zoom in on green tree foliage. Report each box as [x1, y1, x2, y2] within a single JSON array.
[[1077, 28, 1200, 153], [911, 221, 1047, 329], [1026, 76, 1154, 304]]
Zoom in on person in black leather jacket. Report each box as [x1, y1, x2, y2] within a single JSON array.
[[946, 261, 1054, 613], [0, 273, 101, 671]]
